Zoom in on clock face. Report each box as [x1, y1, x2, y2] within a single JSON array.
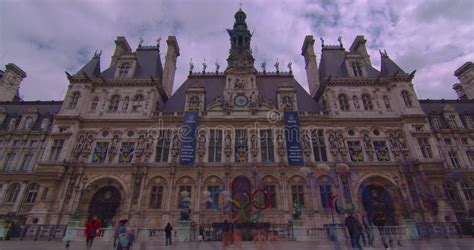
[[234, 95, 248, 107]]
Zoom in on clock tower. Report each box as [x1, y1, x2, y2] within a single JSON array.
[[223, 8, 259, 112], [0, 63, 27, 102]]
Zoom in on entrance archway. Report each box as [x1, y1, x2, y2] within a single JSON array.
[[361, 184, 396, 226], [88, 186, 121, 227], [231, 176, 252, 222]]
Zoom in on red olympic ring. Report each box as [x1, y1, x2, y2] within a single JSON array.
[[251, 189, 272, 210]]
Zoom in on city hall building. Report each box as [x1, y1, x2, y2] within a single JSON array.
[[0, 8, 473, 234]]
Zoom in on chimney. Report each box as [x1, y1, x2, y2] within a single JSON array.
[[301, 35, 320, 97], [162, 36, 180, 98], [110, 36, 132, 66], [349, 35, 371, 65]]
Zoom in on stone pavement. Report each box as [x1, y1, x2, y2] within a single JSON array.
[[0, 238, 473, 250]]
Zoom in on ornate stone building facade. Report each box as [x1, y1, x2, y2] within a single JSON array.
[[0, 8, 473, 231]]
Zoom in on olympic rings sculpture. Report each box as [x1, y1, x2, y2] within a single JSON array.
[[206, 188, 272, 223]]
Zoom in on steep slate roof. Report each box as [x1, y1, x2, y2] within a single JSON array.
[[0, 101, 62, 131], [318, 47, 381, 80], [162, 75, 321, 112], [419, 99, 474, 114], [380, 54, 407, 76], [75, 54, 101, 77]]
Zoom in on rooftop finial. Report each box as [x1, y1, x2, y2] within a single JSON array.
[[320, 37, 325, 47], [337, 35, 343, 47], [157, 36, 161, 47], [202, 58, 207, 73], [215, 59, 220, 73], [275, 58, 280, 73], [261, 59, 267, 72], [139, 36, 144, 47], [189, 58, 194, 74], [287, 62, 292, 74]]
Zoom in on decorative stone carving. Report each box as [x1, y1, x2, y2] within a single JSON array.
[[276, 129, 285, 159], [327, 129, 346, 158], [234, 79, 247, 89], [302, 129, 312, 157], [188, 96, 201, 111], [135, 134, 146, 157], [197, 129, 206, 160], [8, 117, 17, 130], [250, 130, 258, 158], [224, 130, 233, 160], [362, 130, 374, 160], [109, 134, 120, 162]]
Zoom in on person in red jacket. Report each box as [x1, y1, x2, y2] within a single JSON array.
[[85, 215, 101, 249]]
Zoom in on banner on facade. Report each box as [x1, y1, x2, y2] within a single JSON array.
[[284, 111, 304, 166], [179, 112, 198, 165]]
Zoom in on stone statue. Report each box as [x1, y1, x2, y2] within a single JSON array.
[[8, 118, 17, 130], [189, 59, 194, 73], [198, 130, 206, 150], [215, 61, 220, 73], [202, 60, 207, 73], [261, 60, 267, 72], [287, 62, 292, 73], [274, 59, 280, 72], [234, 79, 246, 89], [172, 134, 180, 150], [40, 118, 50, 130], [292, 201, 302, 220]]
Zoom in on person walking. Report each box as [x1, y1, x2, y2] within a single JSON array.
[[85, 215, 101, 250], [344, 213, 363, 250], [222, 219, 231, 248], [165, 222, 173, 246], [128, 229, 136, 250]]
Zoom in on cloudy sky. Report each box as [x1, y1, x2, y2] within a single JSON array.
[[1, 0, 473, 101]]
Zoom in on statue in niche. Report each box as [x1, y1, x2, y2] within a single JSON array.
[[249, 92, 257, 109], [172, 134, 180, 150], [302, 129, 312, 150], [84, 134, 94, 152], [8, 118, 17, 130], [213, 95, 223, 107], [136, 134, 146, 155], [276, 130, 284, 150], [198, 130, 206, 150], [250, 130, 258, 150], [234, 79, 246, 89], [362, 132, 373, 150], [328, 132, 337, 149], [224, 131, 232, 150], [40, 118, 50, 130]]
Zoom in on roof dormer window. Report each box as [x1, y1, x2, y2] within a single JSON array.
[[118, 62, 131, 78], [351, 61, 363, 77]]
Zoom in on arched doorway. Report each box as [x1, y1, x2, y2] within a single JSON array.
[[361, 185, 396, 226], [88, 186, 121, 227]]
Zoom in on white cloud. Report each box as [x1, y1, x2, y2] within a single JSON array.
[[0, 0, 472, 101]]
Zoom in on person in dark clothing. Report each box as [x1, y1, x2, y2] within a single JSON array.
[[85, 215, 100, 250], [222, 220, 231, 247], [344, 214, 363, 250], [164, 223, 173, 246]]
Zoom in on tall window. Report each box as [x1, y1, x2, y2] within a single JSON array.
[[291, 185, 305, 207], [49, 139, 64, 161], [90, 97, 99, 111], [155, 130, 171, 163], [132, 94, 144, 112], [401, 90, 412, 107], [208, 130, 222, 163], [24, 183, 40, 203], [108, 95, 120, 112], [4, 183, 20, 203], [461, 182, 474, 201], [260, 129, 274, 163], [311, 129, 327, 162], [431, 115, 441, 128], [338, 94, 350, 111], [69, 92, 80, 109], [178, 185, 192, 208], [383, 95, 391, 110], [235, 129, 248, 162], [3, 153, 16, 171], [206, 185, 220, 209], [417, 138, 432, 159], [449, 151, 461, 169], [150, 185, 164, 209], [362, 94, 373, 111], [351, 62, 363, 77], [319, 184, 332, 209], [447, 114, 458, 128], [118, 62, 131, 78], [263, 185, 277, 208], [20, 154, 33, 171]]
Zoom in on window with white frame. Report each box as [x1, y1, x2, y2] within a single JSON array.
[[155, 130, 171, 163], [417, 138, 433, 159], [362, 94, 374, 111], [108, 95, 120, 112], [260, 129, 274, 163], [338, 94, 350, 111], [118, 62, 131, 78], [24, 183, 40, 203], [132, 94, 144, 112], [20, 154, 33, 171], [3, 153, 16, 171], [69, 92, 80, 109], [49, 139, 64, 161], [401, 90, 412, 107], [208, 130, 222, 163], [449, 151, 461, 168]]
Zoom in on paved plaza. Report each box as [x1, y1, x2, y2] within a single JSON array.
[[0, 239, 474, 250]]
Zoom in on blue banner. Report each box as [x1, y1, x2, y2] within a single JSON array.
[[179, 112, 198, 165], [284, 112, 304, 166]]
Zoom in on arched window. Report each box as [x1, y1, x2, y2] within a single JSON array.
[[118, 62, 130, 78], [401, 90, 412, 107], [461, 181, 473, 201], [338, 94, 350, 111], [362, 94, 373, 111], [132, 94, 144, 112], [24, 183, 40, 203], [317, 175, 334, 209], [90, 97, 99, 111], [69, 92, 80, 109], [24, 117, 34, 129], [108, 95, 120, 112], [4, 183, 21, 203]]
